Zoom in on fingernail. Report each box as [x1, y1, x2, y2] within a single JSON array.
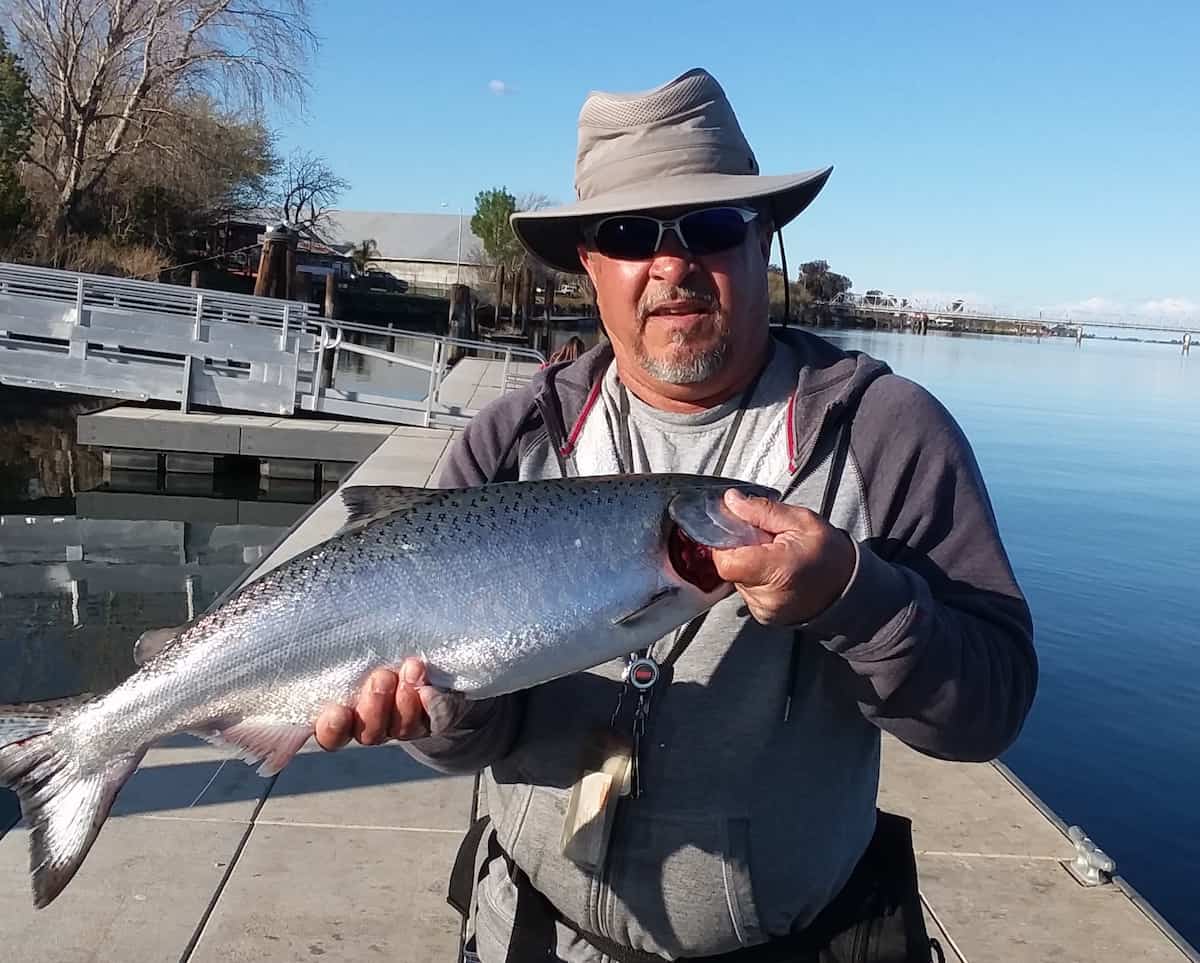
[[371, 672, 395, 695], [402, 660, 424, 685]]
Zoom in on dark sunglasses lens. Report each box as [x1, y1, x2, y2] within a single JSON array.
[[681, 208, 750, 255], [593, 217, 659, 258]]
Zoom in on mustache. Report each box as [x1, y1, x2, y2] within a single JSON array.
[[637, 284, 720, 323]]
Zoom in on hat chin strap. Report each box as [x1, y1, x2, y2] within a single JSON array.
[[778, 222, 791, 327], [768, 195, 791, 327]]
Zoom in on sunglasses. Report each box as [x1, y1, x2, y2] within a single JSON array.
[[583, 206, 759, 260]]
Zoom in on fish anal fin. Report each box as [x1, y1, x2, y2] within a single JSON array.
[[612, 587, 678, 626], [202, 719, 312, 777], [338, 485, 439, 534]]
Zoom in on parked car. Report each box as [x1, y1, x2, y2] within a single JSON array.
[[360, 269, 409, 294]]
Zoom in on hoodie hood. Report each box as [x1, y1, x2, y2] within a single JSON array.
[[528, 328, 892, 482]]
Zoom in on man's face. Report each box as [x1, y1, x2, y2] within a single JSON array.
[[576, 206, 772, 395]]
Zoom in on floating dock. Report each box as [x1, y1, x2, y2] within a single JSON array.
[[0, 414, 1196, 962]]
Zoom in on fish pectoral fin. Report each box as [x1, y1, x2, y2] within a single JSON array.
[[668, 487, 777, 549], [201, 719, 313, 777], [612, 587, 679, 626], [338, 485, 440, 534]]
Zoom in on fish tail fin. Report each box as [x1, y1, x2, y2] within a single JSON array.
[[0, 697, 144, 908]]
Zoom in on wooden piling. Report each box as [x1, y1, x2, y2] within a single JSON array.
[[254, 225, 299, 300], [190, 270, 200, 288], [324, 274, 337, 319]]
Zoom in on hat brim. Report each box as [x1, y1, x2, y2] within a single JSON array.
[[511, 166, 833, 275]]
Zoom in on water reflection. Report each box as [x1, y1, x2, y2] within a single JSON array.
[[0, 392, 319, 704]]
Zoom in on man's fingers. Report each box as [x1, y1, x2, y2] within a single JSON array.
[[355, 669, 399, 745], [390, 683, 431, 740], [315, 704, 353, 751], [724, 488, 814, 536], [710, 544, 763, 585]]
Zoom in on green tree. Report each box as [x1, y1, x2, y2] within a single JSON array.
[[81, 98, 277, 254], [470, 187, 522, 264], [799, 260, 852, 301], [0, 33, 32, 238], [471, 187, 525, 323]]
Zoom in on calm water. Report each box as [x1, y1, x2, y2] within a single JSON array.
[[0, 406, 320, 835], [1, 331, 1198, 947], [818, 328, 1200, 947]]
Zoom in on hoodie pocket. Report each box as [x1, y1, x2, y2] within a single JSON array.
[[602, 811, 765, 957], [722, 816, 766, 947]]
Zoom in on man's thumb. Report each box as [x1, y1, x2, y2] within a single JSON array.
[[724, 488, 803, 536]]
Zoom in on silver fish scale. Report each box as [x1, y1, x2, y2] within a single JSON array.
[[64, 475, 732, 767]]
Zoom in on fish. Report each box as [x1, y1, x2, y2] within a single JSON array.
[[0, 472, 778, 907]]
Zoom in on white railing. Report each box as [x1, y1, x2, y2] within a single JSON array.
[[0, 261, 317, 326], [0, 259, 545, 425], [298, 318, 546, 427]]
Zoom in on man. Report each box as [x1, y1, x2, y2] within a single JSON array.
[[316, 68, 1037, 962]]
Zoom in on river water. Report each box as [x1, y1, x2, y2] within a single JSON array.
[[818, 328, 1200, 948], [0, 329, 1197, 948]]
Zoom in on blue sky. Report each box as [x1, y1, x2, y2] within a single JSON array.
[[273, 1, 1199, 325]]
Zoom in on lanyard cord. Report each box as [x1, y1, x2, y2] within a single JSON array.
[[613, 342, 774, 672], [613, 339, 775, 479]]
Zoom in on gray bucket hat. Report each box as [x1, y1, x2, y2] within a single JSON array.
[[511, 67, 833, 275]]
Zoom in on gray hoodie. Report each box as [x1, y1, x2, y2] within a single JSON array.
[[405, 329, 1037, 961]]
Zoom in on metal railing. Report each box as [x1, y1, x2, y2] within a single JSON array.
[[0, 261, 317, 326], [0, 259, 544, 425], [298, 318, 545, 427]]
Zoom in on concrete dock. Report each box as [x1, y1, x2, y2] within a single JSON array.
[[1, 418, 1197, 961]]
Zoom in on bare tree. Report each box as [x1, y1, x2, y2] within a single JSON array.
[[512, 192, 554, 327], [275, 149, 348, 232], [8, 0, 316, 236]]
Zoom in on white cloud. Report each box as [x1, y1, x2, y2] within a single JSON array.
[[1038, 296, 1123, 319], [488, 79, 514, 96], [1033, 295, 1198, 329], [1136, 297, 1199, 321]]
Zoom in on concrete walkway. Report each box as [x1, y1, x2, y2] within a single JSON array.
[[1, 421, 1195, 962]]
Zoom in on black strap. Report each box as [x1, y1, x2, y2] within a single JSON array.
[[447, 815, 492, 918]]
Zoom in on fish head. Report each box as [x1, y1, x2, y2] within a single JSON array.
[[607, 475, 781, 639], [662, 475, 779, 594]]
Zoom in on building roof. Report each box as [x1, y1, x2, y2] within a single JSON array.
[[323, 211, 486, 265]]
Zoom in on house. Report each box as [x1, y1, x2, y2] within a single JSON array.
[[204, 215, 354, 282], [323, 211, 487, 292]]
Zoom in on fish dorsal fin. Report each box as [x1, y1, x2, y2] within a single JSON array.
[[338, 485, 439, 534]]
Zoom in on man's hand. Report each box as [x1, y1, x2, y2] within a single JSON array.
[[710, 489, 856, 625], [314, 658, 467, 750]]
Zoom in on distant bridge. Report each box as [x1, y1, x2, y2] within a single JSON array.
[[825, 293, 1195, 336]]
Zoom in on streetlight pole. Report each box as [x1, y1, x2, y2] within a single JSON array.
[[456, 204, 463, 285]]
